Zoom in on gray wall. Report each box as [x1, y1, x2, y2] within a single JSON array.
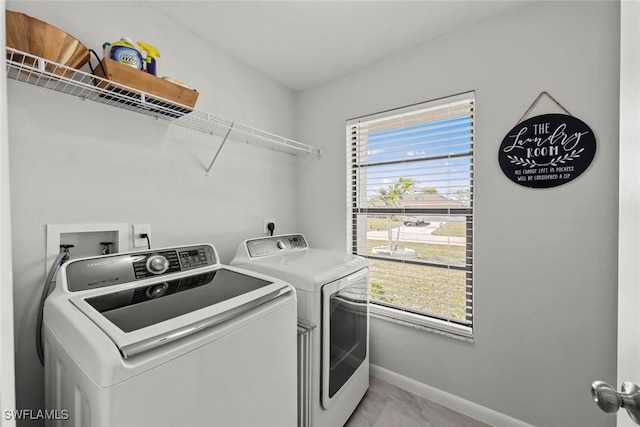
[[6, 1, 621, 426], [295, 2, 619, 427], [7, 1, 301, 421]]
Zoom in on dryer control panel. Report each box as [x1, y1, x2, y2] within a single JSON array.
[[65, 244, 218, 292], [245, 234, 308, 258]]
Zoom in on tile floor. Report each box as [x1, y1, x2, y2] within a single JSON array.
[[344, 377, 492, 427]]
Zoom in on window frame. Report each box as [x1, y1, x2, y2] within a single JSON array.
[[346, 92, 475, 340]]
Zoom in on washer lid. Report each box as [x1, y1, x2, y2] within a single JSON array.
[[234, 248, 368, 291], [69, 266, 291, 358]]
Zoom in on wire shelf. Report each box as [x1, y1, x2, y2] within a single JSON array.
[[5, 47, 322, 169]]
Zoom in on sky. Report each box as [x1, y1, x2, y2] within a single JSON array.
[[355, 115, 473, 202]]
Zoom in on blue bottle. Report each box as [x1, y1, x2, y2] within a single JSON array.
[[109, 37, 144, 70]]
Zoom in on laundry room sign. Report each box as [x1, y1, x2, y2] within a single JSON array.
[[498, 113, 596, 188]]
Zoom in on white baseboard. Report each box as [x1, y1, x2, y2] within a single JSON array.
[[370, 364, 536, 427]]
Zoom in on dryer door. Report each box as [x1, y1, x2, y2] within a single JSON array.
[[321, 268, 369, 409]]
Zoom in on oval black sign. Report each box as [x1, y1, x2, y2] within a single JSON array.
[[498, 113, 596, 188]]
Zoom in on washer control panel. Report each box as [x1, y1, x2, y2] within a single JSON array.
[[178, 247, 214, 269], [246, 234, 308, 258], [65, 244, 218, 292], [134, 251, 181, 279]]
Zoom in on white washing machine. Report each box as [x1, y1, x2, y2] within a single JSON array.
[[231, 234, 369, 427], [43, 243, 297, 427]]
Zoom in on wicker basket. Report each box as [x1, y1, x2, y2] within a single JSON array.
[[6, 10, 89, 76]]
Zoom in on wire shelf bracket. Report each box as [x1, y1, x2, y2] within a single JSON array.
[[5, 47, 322, 174], [205, 123, 233, 176]]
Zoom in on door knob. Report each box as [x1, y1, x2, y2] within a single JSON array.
[[592, 380, 640, 424]]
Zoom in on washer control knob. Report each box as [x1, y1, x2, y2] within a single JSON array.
[[276, 240, 286, 250], [146, 255, 169, 274]]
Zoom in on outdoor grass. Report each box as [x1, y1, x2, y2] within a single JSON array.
[[366, 216, 467, 238], [366, 239, 466, 266], [432, 221, 466, 237], [363, 216, 470, 320], [368, 258, 468, 320], [367, 217, 399, 231]]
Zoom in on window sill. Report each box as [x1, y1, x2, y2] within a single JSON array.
[[369, 304, 474, 343]]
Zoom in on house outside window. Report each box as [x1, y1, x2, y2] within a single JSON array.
[[347, 92, 475, 339]]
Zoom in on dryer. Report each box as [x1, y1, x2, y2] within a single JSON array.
[[231, 234, 369, 427], [43, 243, 297, 427]]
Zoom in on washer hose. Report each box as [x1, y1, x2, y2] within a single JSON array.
[[36, 251, 67, 365]]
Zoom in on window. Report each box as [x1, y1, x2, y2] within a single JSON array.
[[347, 92, 474, 339]]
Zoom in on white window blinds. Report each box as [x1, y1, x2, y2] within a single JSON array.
[[347, 92, 474, 336]]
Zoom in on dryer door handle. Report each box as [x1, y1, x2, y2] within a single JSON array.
[[347, 268, 369, 284]]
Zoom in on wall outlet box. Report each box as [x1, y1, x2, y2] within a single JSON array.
[[133, 224, 151, 248], [46, 223, 128, 274], [264, 219, 275, 235]]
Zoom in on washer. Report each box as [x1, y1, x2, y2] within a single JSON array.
[[44, 243, 297, 427], [231, 234, 369, 427]]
